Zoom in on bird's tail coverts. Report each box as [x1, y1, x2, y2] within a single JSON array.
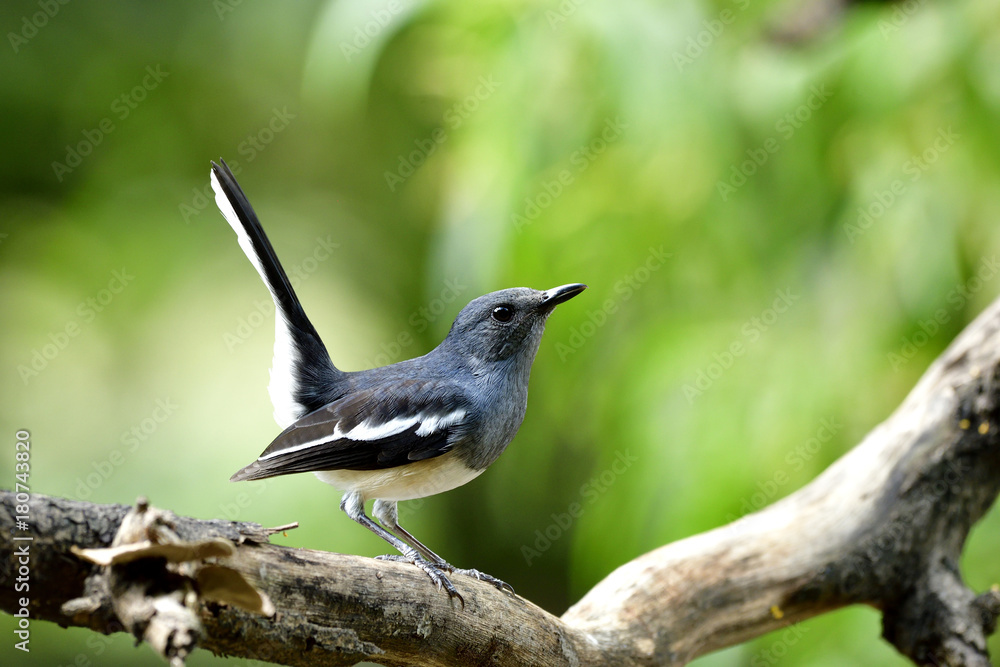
[[210, 159, 341, 426]]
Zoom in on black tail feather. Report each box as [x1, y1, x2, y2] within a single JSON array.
[[211, 159, 343, 423]]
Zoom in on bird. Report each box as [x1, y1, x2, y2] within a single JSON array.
[[209, 159, 585, 601]]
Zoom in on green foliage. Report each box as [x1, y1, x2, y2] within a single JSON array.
[[1, 0, 999, 665]]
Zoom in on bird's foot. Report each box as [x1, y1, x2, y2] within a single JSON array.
[[441, 565, 515, 595], [376, 554, 464, 604]]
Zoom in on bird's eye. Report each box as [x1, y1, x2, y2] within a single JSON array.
[[491, 305, 514, 323]]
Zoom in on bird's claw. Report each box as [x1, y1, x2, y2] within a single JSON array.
[[446, 566, 515, 594], [376, 554, 465, 605], [375, 554, 410, 563], [376, 554, 514, 599]]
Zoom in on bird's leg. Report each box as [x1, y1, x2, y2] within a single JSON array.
[[372, 499, 514, 595], [340, 492, 463, 602], [372, 499, 447, 563]]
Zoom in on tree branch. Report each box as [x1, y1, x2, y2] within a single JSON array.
[[4, 296, 1000, 666]]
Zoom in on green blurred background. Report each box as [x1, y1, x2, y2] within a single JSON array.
[[2, 0, 1000, 665]]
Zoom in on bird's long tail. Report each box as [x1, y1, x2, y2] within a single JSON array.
[[210, 159, 342, 427]]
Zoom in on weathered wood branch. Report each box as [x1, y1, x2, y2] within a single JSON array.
[[4, 296, 1000, 666]]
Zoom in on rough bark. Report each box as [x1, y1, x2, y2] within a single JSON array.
[[4, 296, 1000, 666]]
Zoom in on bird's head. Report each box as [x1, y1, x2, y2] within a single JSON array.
[[442, 283, 587, 365]]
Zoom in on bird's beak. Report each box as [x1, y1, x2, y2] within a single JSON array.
[[540, 283, 587, 308]]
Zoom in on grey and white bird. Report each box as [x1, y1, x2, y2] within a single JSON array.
[[210, 159, 585, 600]]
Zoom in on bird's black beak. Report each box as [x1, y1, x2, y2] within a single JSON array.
[[540, 283, 587, 308]]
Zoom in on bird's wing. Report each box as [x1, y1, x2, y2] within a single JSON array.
[[230, 380, 473, 481]]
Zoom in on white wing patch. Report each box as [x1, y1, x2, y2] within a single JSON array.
[[211, 170, 303, 429], [256, 409, 467, 462], [416, 410, 466, 436], [339, 414, 422, 442]]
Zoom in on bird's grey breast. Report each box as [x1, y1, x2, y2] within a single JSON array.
[[454, 361, 530, 470]]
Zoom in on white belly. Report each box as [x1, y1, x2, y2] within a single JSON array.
[[313, 450, 484, 502]]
